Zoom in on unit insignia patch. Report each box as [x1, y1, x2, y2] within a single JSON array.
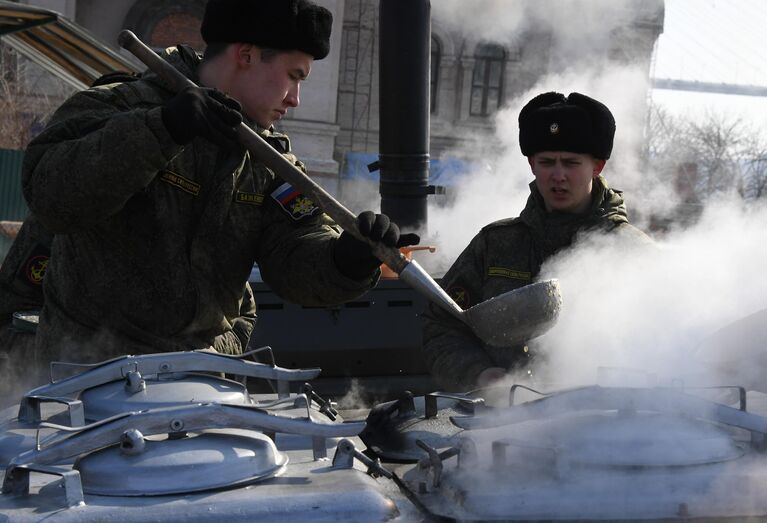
[[270, 182, 320, 220]]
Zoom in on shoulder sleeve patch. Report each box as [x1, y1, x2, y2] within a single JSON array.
[[270, 182, 320, 221], [16, 243, 50, 289], [447, 286, 470, 309]]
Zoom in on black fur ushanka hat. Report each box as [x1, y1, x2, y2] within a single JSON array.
[[201, 0, 333, 60], [518, 92, 616, 159]]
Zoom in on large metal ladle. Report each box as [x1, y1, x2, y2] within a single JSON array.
[[117, 30, 562, 347]]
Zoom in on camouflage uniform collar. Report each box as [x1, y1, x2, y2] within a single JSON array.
[[519, 175, 629, 259], [592, 175, 629, 227], [258, 127, 292, 154], [141, 44, 202, 92], [521, 175, 627, 227]]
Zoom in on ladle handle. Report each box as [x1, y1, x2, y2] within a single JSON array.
[[117, 30, 408, 274]]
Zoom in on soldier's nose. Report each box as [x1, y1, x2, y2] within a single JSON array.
[[285, 84, 300, 108]]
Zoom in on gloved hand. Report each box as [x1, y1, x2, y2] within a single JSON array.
[[334, 211, 420, 280], [161, 85, 243, 147]]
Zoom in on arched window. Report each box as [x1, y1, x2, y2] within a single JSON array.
[[123, 0, 206, 52], [430, 36, 441, 114], [470, 44, 506, 117]]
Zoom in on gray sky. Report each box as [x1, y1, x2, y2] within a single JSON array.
[[651, 0, 767, 124]]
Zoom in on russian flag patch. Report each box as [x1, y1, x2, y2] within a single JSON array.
[[270, 182, 320, 221]]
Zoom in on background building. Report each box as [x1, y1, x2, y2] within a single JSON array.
[[6, 0, 664, 181], [0, 0, 665, 258]]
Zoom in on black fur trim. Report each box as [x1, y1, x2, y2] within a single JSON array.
[[519, 91, 616, 159], [201, 0, 333, 60]]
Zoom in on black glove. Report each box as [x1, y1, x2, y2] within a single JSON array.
[[161, 85, 243, 147], [334, 211, 420, 280]]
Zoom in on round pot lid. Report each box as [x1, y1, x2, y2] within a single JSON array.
[[514, 411, 744, 468], [75, 429, 287, 496], [361, 394, 471, 462], [81, 373, 250, 421]]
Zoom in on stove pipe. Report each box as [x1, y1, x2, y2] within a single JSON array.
[[375, 0, 437, 232]]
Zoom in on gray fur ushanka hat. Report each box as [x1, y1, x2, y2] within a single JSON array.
[[518, 92, 616, 159], [201, 0, 333, 60]]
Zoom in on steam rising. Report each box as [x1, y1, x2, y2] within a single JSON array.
[[423, 0, 767, 392], [431, 0, 642, 51], [534, 199, 767, 391], [426, 64, 657, 272]]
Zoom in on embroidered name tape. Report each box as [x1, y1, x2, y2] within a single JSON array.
[[236, 192, 265, 205], [488, 266, 532, 281], [160, 170, 200, 196]]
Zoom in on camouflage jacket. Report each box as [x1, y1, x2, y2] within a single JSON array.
[[22, 46, 375, 363], [0, 215, 257, 356], [0, 215, 51, 323], [422, 176, 652, 391]]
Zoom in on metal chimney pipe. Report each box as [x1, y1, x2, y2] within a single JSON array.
[[376, 0, 434, 232]]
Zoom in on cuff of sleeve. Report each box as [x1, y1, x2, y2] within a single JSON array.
[[326, 239, 381, 291], [334, 262, 381, 290], [212, 329, 243, 355], [145, 106, 185, 162], [464, 363, 493, 390]]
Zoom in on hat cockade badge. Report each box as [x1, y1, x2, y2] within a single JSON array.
[[549, 122, 559, 134]]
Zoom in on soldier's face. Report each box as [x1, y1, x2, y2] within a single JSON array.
[[228, 46, 313, 128], [529, 151, 606, 214]]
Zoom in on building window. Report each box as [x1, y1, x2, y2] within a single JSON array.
[[430, 36, 441, 114], [123, 0, 206, 52], [340, 24, 360, 90], [470, 44, 506, 117], [149, 13, 204, 50]]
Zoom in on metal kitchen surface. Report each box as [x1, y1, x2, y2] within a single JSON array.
[[389, 384, 767, 521], [0, 350, 414, 522], [5, 349, 767, 520]]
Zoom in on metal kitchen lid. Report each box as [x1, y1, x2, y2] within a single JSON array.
[[80, 373, 250, 421], [75, 429, 288, 496], [0, 426, 36, 466], [526, 411, 744, 468], [361, 392, 481, 462]]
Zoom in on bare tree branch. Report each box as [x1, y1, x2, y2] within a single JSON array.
[[0, 45, 74, 150]]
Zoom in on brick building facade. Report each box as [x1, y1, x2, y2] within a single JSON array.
[[14, 0, 664, 190]]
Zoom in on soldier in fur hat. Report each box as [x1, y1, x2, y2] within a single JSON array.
[[19, 0, 417, 378], [422, 92, 651, 391]]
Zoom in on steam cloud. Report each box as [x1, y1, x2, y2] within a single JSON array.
[[426, 64, 659, 272], [534, 199, 767, 391], [423, 0, 767, 392], [431, 0, 641, 51]]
